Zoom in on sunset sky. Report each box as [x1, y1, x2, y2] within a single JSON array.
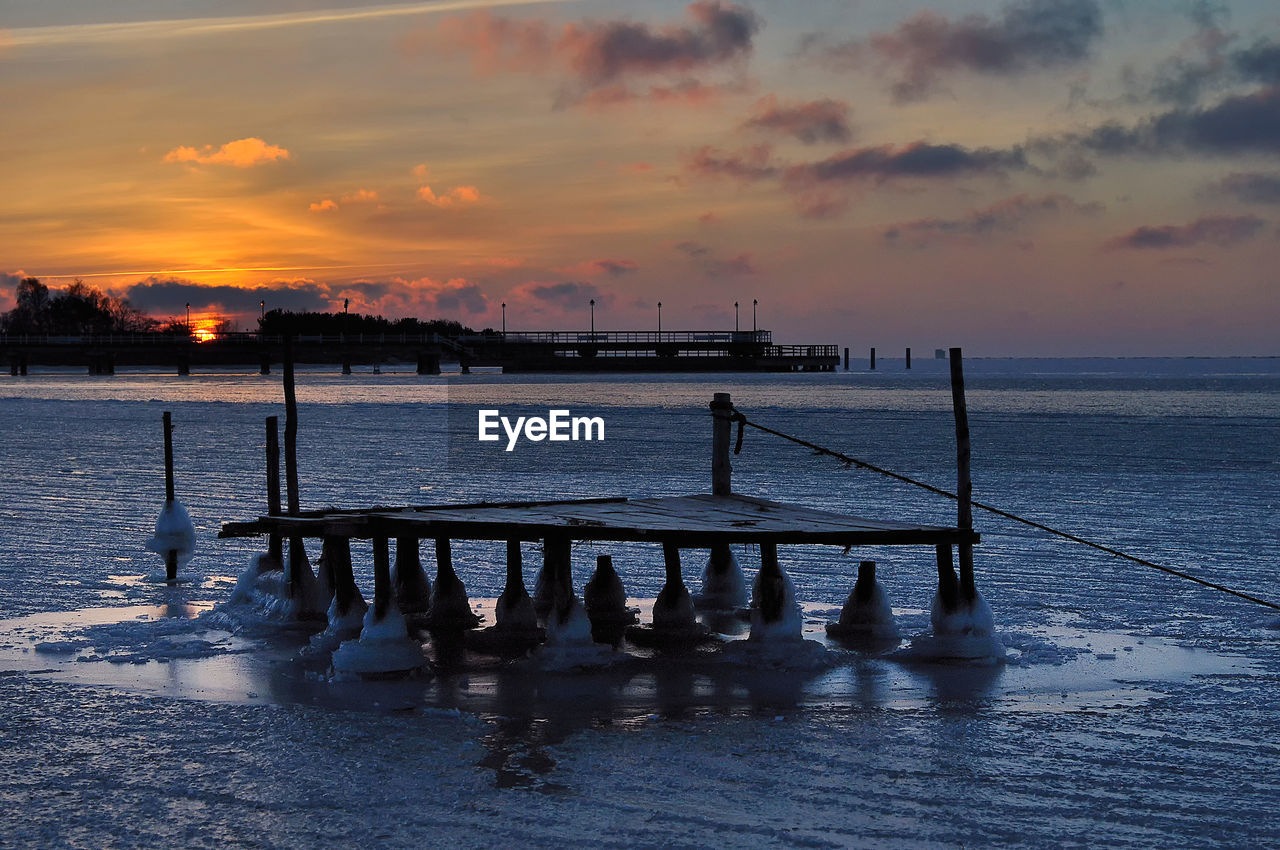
[[2, 0, 1278, 354]]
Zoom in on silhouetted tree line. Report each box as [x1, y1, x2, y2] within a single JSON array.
[[258, 309, 476, 338], [1, 277, 157, 335]]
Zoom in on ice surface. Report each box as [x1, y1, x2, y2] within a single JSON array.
[[143, 500, 195, 566], [4, 365, 1280, 846]]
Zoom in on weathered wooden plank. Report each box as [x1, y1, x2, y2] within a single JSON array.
[[221, 493, 979, 547]]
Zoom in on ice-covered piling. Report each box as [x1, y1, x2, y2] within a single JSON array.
[[750, 542, 802, 641], [496, 540, 537, 631], [627, 543, 710, 648], [533, 535, 574, 622], [321, 536, 367, 637], [696, 543, 747, 609], [426, 538, 480, 631], [392, 537, 432, 615], [584, 554, 637, 644], [467, 540, 543, 655], [145, 411, 194, 581], [825, 560, 899, 642], [331, 536, 426, 677]]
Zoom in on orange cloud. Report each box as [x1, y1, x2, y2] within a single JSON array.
[[163, 137, 290, 167], [411, 163, 431, 179], [337, 276, 490, 318], [341, 189, 378, 203], [418, 184, 482, 207], [309, 199, 339, 212]]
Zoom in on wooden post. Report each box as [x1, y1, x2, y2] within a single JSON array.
[[710, 392, 733, 496], [324, 535, 359, 616], [843, 347, 849, 371], [663, 541, 684, 591], [265, 416, 282, 564], [755, 541, 784, 623], [949, 347, 975, 601], [162, 415, 177, 575], [905, 347, 911, 369], [162, 410, 178, 581], [372, 536, 391, 621], [162, 411, 175, 505], [869, 347, 876, 370], [283, 335, 300, 516], [935, 543, 959, 610], [506, 539, 525, 596]]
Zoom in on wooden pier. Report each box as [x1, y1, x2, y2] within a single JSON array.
[[219, 359, 985, 655], [2, 328, 839, 374]]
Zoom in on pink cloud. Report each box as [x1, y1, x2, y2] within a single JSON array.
[[432, 2, 760, 107], [417, 185, 482, 207], [163, 137, 290, 167], [337, 277, 490, 318]]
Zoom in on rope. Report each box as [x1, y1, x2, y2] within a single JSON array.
[[731, 408, 1280, 612]]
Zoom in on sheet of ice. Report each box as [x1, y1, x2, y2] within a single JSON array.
[[143, 500, 195, 566]]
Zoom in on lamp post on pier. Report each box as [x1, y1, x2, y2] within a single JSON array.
[[734, 301, 739, 332], [185, 303, 191, 337], [753, 298, 757, 333], [501, 302, 506, 336], [590, 298, 595, 336], [657, 301, 662, 336]]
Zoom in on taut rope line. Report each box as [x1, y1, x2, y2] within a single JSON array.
[[730, 408, 1280, 612]]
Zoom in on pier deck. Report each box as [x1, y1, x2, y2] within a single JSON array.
[[220, 493, 978, 547]]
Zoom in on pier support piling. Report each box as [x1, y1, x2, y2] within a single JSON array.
[[372, 536, 391, 621], [906, 347, 911, 369], [534, 535, 573, 622], [428, 538, 479, 630], [870, 347, 876, 370], [653, 542, 697, 631], [496, 540, 537, 630], [392, 537, 432, 614]]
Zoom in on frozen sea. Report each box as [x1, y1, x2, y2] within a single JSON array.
[[2, 357, 1279, 847]]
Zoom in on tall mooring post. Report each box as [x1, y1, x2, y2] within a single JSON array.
[[870, 347, 876, 370], [710, 392, 733, 496], [265, 415, 283, 565], [906, 347, 911, 369], [843, 347, 849, 371], [949, 347, 975, 600], [162, 411, 178, 581]]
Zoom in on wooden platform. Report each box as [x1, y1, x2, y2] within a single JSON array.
[[219, 494, 977, 547]]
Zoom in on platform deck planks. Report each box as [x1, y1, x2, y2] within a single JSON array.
[[220, 493, 977, 547]]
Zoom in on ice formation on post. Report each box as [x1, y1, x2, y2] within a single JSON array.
[[901, 546, 1004, 662], [534, 596, 615, 671], [144, 501, 195, 568], [583, 554, 637, 644], [695, 543, 748, 610], [826, 560, 900, 643], [331, 602, 427, 678]]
